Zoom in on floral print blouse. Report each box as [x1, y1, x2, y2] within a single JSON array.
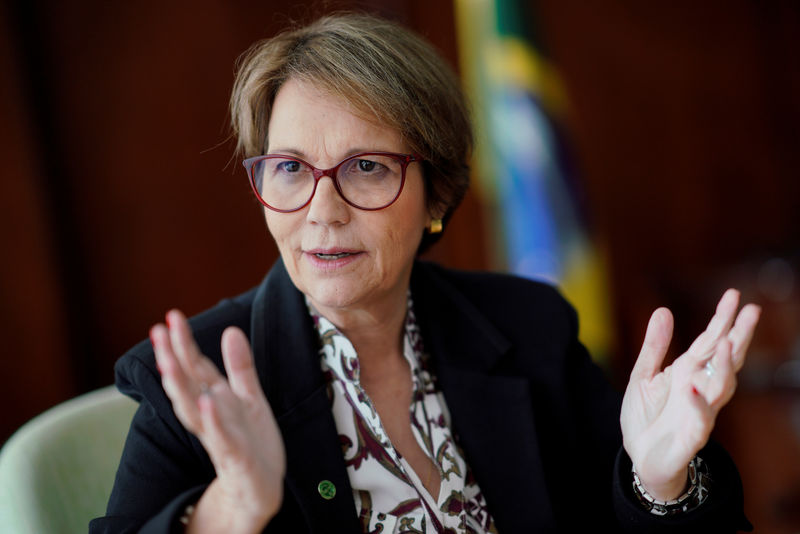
[[308, 296, 497, 534]]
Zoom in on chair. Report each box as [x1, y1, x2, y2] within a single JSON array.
[[0, 386, 138, 533]]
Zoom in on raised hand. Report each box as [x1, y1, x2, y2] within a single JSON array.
[[620, 289, 760, 501], [150, 310, 286, 533]]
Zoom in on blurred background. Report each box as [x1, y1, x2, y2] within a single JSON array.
[[1, 0, 798, 531]]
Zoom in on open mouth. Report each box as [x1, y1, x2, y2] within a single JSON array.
[[314, 252, 354, 260]]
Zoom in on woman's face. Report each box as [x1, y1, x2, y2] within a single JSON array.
[[263, 78, 432, 319]]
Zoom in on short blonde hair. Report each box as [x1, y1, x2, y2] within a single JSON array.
[[230, 13, 472, 251]]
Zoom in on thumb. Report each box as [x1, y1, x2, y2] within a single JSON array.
[[631, 307, 674, 381]]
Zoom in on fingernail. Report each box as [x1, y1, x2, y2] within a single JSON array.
[[692, 386, 699, 396]]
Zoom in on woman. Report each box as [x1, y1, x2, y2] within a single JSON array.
[[91, 13, 760, 533]]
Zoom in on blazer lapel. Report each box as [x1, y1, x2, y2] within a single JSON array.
[[436, 366, 557, 532], [275, 386, 360, 532], [250, 260, 360, 533], [412, 263, 557, 532]]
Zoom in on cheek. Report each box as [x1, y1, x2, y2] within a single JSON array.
[[264, 211, 291, 245], [378, 210, 426, 266], [264, 211, 301, 266], [264, 211, 310, 289], [383, 228, 412, 264]]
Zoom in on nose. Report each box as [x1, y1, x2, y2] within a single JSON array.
[[306, 175, 350, 226]]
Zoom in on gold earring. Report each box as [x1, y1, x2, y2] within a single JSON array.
[[428, 219, 443, 234]]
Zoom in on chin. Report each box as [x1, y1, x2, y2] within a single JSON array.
[[305, 282, 366, 311]]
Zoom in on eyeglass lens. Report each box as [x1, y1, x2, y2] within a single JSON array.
[[251, 154, 405, 211]]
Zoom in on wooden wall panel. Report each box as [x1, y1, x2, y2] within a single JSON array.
[[0, 2, 76, 442]]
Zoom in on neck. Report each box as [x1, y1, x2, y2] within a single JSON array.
[[311, 284, 408, 370]]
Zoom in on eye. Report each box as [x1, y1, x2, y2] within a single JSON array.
[[357, 159, 377, 172], [338, 155, 397, 180], [277, 160, 301, 173]]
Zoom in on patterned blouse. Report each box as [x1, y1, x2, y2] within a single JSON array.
[[308, 296, 497, 534]]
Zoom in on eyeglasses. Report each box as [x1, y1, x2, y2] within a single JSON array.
[[242, 151, 421, 213]]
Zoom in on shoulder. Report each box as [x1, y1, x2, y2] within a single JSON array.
[[410, 261, 584, 380], [114, 286, 259, 402], [413, 261, 577, 333], [423, 262, 566, 300]]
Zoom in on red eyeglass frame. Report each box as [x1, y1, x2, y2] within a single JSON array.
[[242, 151, 422, 213]]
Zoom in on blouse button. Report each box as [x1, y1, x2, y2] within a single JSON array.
[[318, 480, 336, 500]]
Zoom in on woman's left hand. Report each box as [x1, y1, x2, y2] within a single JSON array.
[[620, 289, 760, 501]]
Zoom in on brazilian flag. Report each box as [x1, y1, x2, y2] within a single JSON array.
[[455, 0, 613, 362]]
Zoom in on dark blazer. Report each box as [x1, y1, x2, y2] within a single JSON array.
[[90, 260, 751, 533]]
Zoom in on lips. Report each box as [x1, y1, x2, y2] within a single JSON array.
[[304, 248, 363, 264], [314, 252, 353, 260]]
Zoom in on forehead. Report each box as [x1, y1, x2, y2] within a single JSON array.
[[267, 79, 407, 158]]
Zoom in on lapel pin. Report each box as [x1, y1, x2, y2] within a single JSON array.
[[318, 480, 336, 500]]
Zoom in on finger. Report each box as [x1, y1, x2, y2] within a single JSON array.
[[197, 382, 257, 460], [708, 289, 740, 337], [221, 327, 264, 401], [697, 339, 737, 412], [711, 339, 737, 411], [166, 309, 201, 367], [151, 324, 203, 430], [687, 289, 740, 360], [631, 308, 674, 381], [196, 389, 237, 461], [728, 303, 761, 371], [167, 309, 222, 387]]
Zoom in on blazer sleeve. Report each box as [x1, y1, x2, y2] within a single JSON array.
[[612, 440, 752, 533], [88, 340, 216, 534]]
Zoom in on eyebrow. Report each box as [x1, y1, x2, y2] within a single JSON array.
[[266, 148, 306, 158], [265, 147, 397, 160]]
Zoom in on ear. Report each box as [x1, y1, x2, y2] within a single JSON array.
[[426, 202, 447, 223]]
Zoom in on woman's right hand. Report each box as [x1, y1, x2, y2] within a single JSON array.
[[150, 310, 286, 533]]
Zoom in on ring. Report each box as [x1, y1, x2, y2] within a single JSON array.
[[704, 360, 715, 378]]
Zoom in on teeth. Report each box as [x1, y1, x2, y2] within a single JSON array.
[[315, 253, 351, 260]]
